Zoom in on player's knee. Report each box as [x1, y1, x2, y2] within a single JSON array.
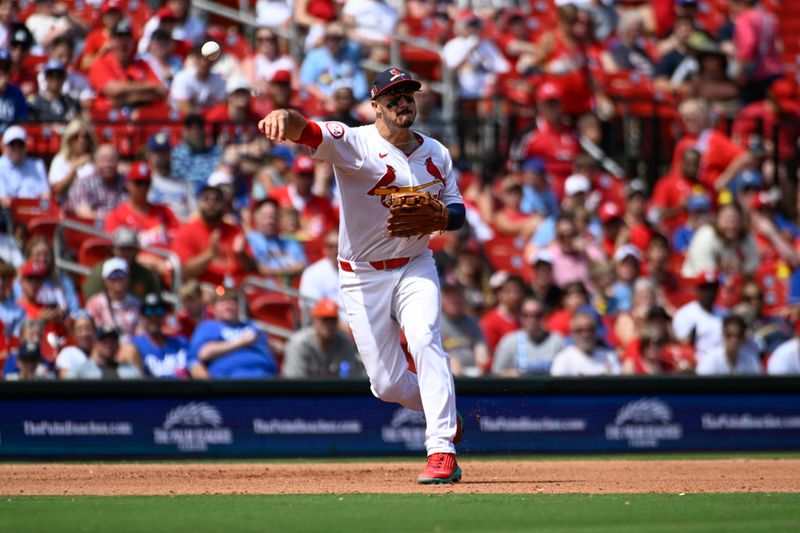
[[405, 329, 438, 359], [370, 379, 405, 403]]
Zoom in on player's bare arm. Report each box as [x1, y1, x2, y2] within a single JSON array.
[[258, 109, 309, 143]]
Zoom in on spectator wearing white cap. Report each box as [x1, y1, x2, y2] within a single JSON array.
[[82, 226, 162, 301], [169, 44, 227, 115], [525, 174, 595, 251], [205, 76, 261, 135], [84, 257, 142, 343], [611, 244, 642, 313], [0, 125, 48, 207]]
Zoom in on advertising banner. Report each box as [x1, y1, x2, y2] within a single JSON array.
[[1, 393, 799, 457]]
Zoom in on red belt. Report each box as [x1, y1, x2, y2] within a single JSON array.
[[339, 257, 410, 272]]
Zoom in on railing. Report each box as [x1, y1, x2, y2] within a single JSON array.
[[53, 219, 184, 309]]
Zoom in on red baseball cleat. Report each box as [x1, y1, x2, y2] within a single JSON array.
[[454, 411, 463, 444], [417, 452, 462, 484]]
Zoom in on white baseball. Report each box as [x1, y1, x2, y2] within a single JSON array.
[[201, 41, 221, 61]]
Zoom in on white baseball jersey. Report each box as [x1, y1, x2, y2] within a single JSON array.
[[312, 121, 462, 262]]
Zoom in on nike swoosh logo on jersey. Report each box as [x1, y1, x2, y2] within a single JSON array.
[[379, 153, 388, 158]]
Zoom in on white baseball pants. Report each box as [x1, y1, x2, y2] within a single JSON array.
[[339, 251, 457, 455]]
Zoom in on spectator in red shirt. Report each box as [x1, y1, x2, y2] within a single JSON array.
[[652, 147, 706, 234], [268, 154, 336, 241], [17, 260, 63, 323], [622, 180, 653, 252], [545, 280, 590, 337], [87, 19, 166, 112], [490, 178, 541, 240], [479, 272, 525, 363], [171, 184, 257, 285], [205, 76, 261, 134], [732, 78, 800, 162], [78, 0, 123, 72], [252, 69, 301, 118], [515, 81, 580, 200], [670, 98, 751, 192], [104, 161, 180, 277]]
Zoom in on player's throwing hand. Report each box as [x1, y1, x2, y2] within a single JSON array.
[[258, 110, 290, 141]]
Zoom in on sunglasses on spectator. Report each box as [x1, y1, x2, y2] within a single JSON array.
[[256, 35, 276, 42], [6, 140, 25, 148], [130, 180, 151, 187], [142, 306, 166, 317], [572, 325, 595, 334], [107, 271, 128, 280], [520, 310, 543, 318], [382, 93, 415, 109], [24, 275, 46, 282]]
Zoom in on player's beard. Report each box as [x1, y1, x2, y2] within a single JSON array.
[[393, 109, 415, 129]]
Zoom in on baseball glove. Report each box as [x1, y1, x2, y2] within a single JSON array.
[[387, 191, 449, 238]]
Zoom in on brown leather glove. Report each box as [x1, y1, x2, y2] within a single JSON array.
[[386, 191, 449, 238]]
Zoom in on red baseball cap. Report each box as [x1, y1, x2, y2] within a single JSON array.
[[271, 70, 292, 84], [21, 260, 46, 278], [127, 161, 152, 182], [695, 270, 720, 286], [292, 154, 315, 175], [311, 298, 339, 319], [101, 0, 123, 14], [598, 201, 623, 223], [536, 81, 562, 102]]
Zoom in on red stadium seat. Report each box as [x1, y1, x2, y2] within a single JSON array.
[[248, 291, 299, 333], [9, 197, 60, 226], [77, 237, 113, 268], [26, 215, 62, 242], [483, 234, 533, 283], [302, 238, 326, 264], [60, 217, 104, 259]]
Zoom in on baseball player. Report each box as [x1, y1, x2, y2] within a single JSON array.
[[259, 68, 466, 483]]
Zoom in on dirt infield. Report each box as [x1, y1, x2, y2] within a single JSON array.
[[1, 459, 799, 495]]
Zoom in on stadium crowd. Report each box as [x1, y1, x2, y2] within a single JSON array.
[[1, 0, 800, 380]]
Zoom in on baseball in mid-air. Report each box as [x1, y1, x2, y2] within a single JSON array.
[[201, 41, 221, 61]]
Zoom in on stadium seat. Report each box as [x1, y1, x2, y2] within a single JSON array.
[[9, 197, 60, 226], [302, 238, 326, 264], [26, 214, 62, 242], [59, 217, 104, 259], [482, 234, 534, 283], [248, 291, 299, 333], [77, 237, 113, 268]]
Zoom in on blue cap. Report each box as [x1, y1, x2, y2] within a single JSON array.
[[43, 59, 66, 73], [269, 145, 295, 165], [675, 0, 697, 5], [522, 157, 546, 174], [736, 170, 764, 191], [147, 131, 171, 151], [686, 193, 711, 213]]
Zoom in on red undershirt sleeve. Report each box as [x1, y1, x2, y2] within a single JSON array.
[[297, 119, 322, 149]]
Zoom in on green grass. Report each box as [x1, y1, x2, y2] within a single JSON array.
[[2, 494, 799, 533]]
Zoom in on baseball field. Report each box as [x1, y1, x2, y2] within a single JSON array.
[[2, 454, 799, 532]]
